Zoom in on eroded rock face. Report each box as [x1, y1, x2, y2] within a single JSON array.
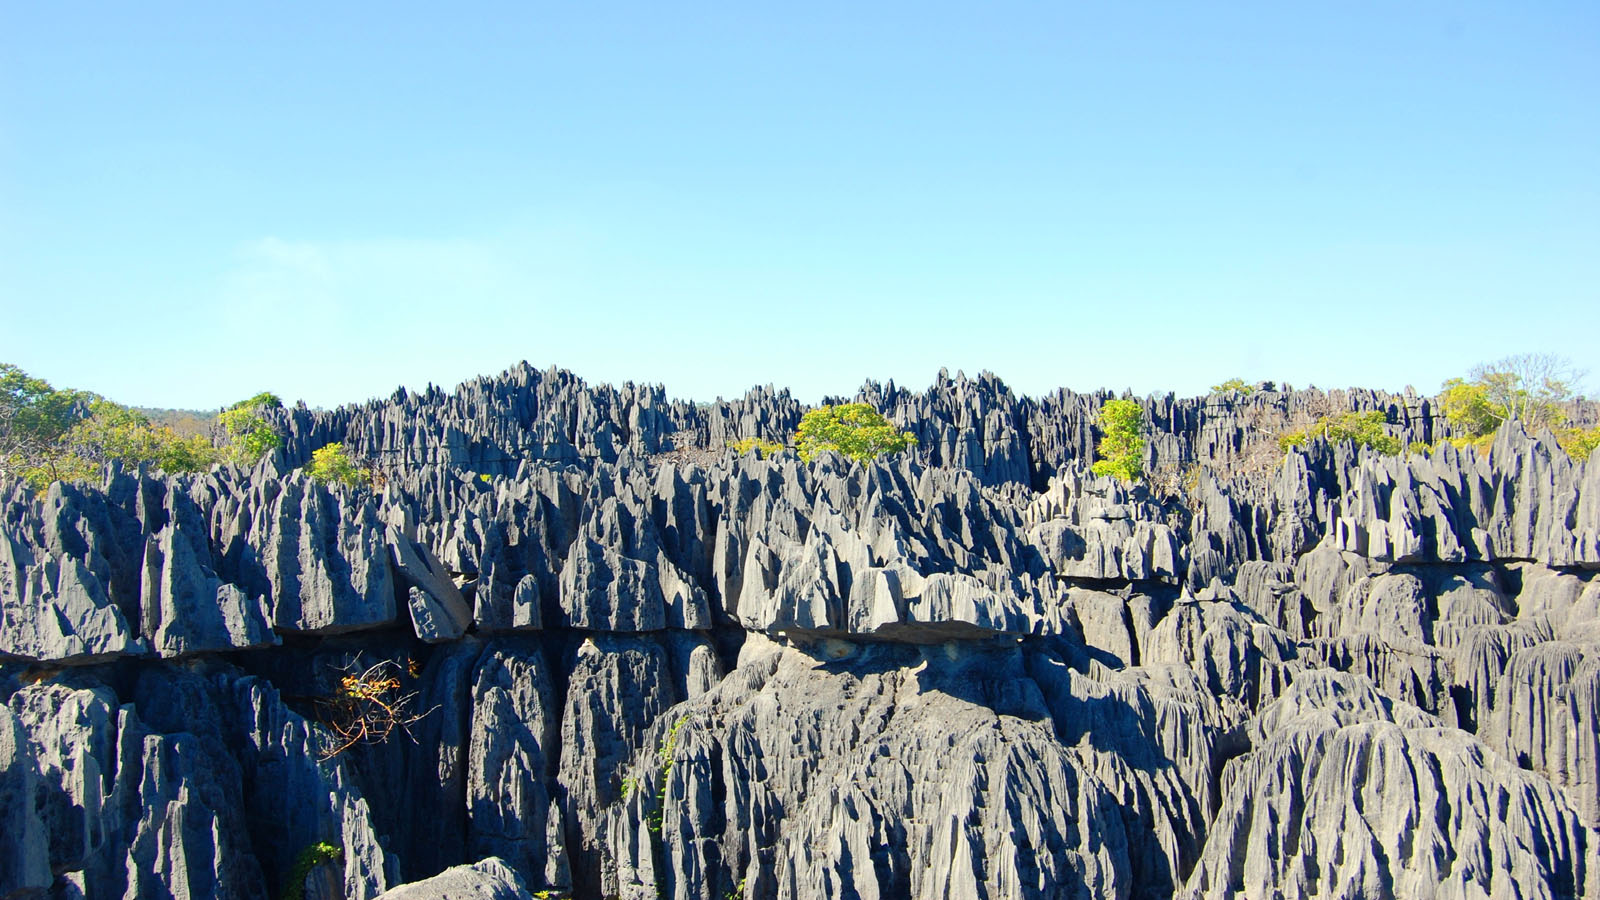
[[612, 639, 1153, 900], [1185, 672, 1592, 900], [1, 368, 1597, 899]]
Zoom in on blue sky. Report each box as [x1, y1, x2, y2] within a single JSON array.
[[2, 2, 1596, 409]]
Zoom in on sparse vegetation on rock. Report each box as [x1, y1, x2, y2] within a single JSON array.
[[307, 442, 368, 487], [1278, 409, 1401, 455]]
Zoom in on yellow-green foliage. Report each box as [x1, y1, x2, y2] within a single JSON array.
[[729, 437, 784, 458], [1439, 378, 1507, 439], [307, 442, 367, 487], [1440, 362, 1597, 460], [1090, 399, 1145, 483], [1279, 411, 1401, 455], [793, 404, 916, 463], [219, 392, 284, 465], [69, 400, 217, 472], [1210, 378, 1255, 395], [282, 841, 342, 900], [1560, 425, 1600, 460], [1442, 353, 1581, 429]]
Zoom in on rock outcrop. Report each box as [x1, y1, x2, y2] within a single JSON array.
[[1, 364, 1596, 899]]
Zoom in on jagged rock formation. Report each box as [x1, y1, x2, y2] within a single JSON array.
[[2, 364, 1598, 899]]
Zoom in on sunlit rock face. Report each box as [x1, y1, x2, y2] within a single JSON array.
[[2, 365, 1597, 899]]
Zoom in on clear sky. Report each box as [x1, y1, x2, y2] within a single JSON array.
[[2, 2, 1596, 410]]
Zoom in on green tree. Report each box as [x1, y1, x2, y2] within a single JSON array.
[[1091, 399, 1146, 483], [1, 363, 90, 485], [2, 364, 223, 490], [1210, 378, 1255, 395], [219, 392, 284, 465], [793, 404, 916, 462], [1279, 410, 1401, 455], [1440, 355, 1588, 454], [306, 442, 367, 487]]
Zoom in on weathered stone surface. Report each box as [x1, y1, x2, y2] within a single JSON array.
[[1143, 597, 1297, 708], [0, 367, 1596, 900], [216, 672, 398, 900], [0, 515, 143, 663], [466, 640, 569, 893], [388, 526, 471, 642], [557, 634, 699, 898], [258, 478, 397, 634], [1185, 671, 1592, 900], [0, 704, 50, 897], [6, 674, 269, 899], [611, 638, 1195, 900], [373, 857, 533, 900], [141, 488, 276, 656]]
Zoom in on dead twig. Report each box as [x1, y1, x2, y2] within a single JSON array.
[[314, 658, 434, 759]]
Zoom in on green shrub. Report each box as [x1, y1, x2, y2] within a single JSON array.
[[728, 437, 784, 458], [282, 841, 342, 900], [1279, 411, 1401, 455], [793, 404, 916, 463], [1090, 399, 1145, 483], [307, 442, 367, 487]]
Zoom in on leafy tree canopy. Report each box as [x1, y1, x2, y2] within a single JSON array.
[[2, 363, 223, 491], [793, 404, 916, 463], [1091, 398, 1146, 483], [1440, 354, 1592, 456], [1210, 378, 1255, 395], [1, 363, 88, 466], [219, 392, 284, 465]]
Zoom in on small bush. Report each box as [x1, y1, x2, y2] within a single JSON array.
[[729, 437, 784, 458], [307, 442, 368, 487], [282, 842, 342, 900], [1279, 411, 1401, 455], [794, 404, 916, 463], [1090, 399, 1145, 483]]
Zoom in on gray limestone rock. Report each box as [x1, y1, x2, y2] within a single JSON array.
[[388, 526, 471, 642], [140, 488, 276, 656], [258, 478, 397, 634], [0, 365, 1595, 900], [610, 640, 1187, 900], [0, 524, 143, 663], [373, 857, 533, 900], [1143, 598, 1297, 708], [466, 641, 569, 893], [215, 672, 399, 900], [1184, 671, 1592, 900], [557, 634, 692, 898], [0, 704, 50, 897]]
